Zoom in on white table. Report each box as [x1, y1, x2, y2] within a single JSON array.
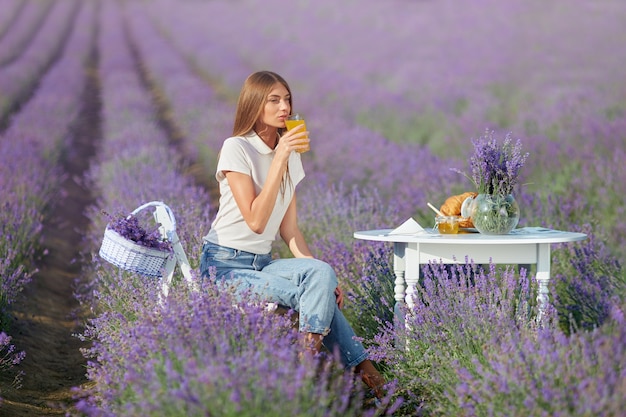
[[354, 227, 587, 318]]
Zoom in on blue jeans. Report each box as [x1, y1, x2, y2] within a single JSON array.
[[199, 241, 368, 368]]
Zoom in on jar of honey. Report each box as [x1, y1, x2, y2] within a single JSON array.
[[436, 215, 460, 234]]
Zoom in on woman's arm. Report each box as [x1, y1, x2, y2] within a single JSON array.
[[225, 170, 282, 234], [279, 194, 313, 258], [225, 129, 307, 234]]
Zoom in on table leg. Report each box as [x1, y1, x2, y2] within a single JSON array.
[[393, 242, 406, 314], [536, 243, 551, 321], [404, 243, 421, 311]]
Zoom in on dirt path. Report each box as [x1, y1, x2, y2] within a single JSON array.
[[0, 44, 101, 417]]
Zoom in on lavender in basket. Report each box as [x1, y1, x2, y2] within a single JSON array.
[[103, 211, 173, 252]]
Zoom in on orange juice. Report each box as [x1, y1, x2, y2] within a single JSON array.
[[285, 115, 309, 153], [285, 118, 307, 132]]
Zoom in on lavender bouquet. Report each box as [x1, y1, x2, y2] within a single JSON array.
[[103, 211, 172, 252], [455, 129, 529, 197]]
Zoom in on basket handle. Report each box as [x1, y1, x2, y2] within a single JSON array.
[[129, 201, 176, 231]]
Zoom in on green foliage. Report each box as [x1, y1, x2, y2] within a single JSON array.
[[485, 83, 524, 129], [355, 105, 463, 155]]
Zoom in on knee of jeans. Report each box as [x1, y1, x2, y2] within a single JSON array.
[[309, 259, 338, 289]]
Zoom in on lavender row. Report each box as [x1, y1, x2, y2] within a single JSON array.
[[75, 2, 388, 415], [0, 0, 54, 66], [122, 2, 233, 183], [0, 0, 80, 129], [0, 0, 95, 391], [0, 0, 94, 318], [0, 0, 25, 41], [77, 0, 213, 406], [79, 0, 212, 270]]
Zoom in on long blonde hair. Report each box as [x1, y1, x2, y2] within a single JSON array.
[[232, 71, 293, 136], [232, 71, 294, 197]]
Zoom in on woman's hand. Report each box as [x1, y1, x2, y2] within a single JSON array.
[[278, 123, 309, 155], [335, 286, 345, 310]]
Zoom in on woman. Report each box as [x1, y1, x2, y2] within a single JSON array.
[[199, 71, 385, 397]]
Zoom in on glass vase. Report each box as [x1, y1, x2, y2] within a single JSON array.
[[470, 193, 520, 235]]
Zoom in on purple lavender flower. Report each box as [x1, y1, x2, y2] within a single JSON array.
[[453, 129, 529, 197], [0, 331, 25, 388], [103, 211, 172, 252]]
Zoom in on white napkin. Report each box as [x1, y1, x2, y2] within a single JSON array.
[[388, 217, 428, 235]]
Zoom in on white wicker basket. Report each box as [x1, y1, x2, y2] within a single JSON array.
[[98, 202, 175, 278]]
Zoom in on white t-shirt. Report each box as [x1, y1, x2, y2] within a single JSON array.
[[204, 131, 305, 254]]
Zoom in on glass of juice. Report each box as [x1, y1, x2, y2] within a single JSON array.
[[285, 113, 310, 153]]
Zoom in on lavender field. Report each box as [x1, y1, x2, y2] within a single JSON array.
[[1, 0, 625, 415]]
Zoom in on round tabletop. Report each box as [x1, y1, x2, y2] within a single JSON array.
[[354, 227, 588, 245]]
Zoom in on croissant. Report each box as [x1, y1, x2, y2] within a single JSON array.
[[440, 191, 478, 228]]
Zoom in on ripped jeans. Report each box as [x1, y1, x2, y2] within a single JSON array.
[[199, 241, 368, 368]]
